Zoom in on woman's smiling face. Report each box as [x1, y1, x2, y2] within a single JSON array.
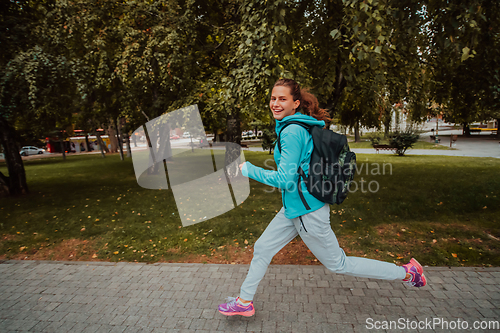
[[270, 85, 300, 120]]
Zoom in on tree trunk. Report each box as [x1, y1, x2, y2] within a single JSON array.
[[107, 123, 118, 153], [463, 123, 471, 137], [383, 107, 392, 138], [0, 116, 28, 196], [125, 135, 132, 157], [164, 124, 172, 161], [132, 133, 137, 147], [114, 117, 124, 161], [152, 123, 172, 174], [59, 135, 66, 160], [97, 129, 110, 153], [225, 112, 241, 178], [85, 134, 90, 152], [145, 133, 156, 175], [496, 118, 500, 139], [0, 170, 9, 197], [96, 133, 106, 158], [354, 122, 361, 142], [326, 61, 347, 117]]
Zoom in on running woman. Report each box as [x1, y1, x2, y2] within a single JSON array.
[[218, 79, 426, 317]]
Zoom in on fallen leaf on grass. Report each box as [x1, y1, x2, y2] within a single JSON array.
[[452, 253, 458, 258], [486, 233, 500, 241]]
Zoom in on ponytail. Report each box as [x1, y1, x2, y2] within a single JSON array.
[[273, 79, 331, 123], [299, 89, 331, 124]]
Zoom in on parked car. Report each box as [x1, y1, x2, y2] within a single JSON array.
[[170, 134, 180, 140], [20, 146, 45, 156], [182, 132, 191, 138]]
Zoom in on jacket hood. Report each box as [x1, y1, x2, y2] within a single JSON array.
[[275, 112, 325, 133]]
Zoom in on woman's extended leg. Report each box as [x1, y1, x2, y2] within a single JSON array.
[[298, 204, 407, 280], [239, 207, 299, 301]]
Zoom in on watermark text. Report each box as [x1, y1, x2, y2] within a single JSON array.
[[366, 317, 499, 330]]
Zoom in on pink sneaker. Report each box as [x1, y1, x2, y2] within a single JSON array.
[[402, 258, 427, 287], [218, 297, 255, 317]]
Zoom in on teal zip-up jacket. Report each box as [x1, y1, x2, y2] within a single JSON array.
[[241, 113, 326, 219]]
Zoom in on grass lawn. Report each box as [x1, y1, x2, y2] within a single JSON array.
[[245, 139, 453, 150], [0, 151, 499, 267], [347, 140, 453, 150]]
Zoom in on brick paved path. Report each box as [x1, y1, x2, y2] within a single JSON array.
[[0, 260, 498, 332]]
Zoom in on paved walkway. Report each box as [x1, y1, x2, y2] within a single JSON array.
[[248, 133, 500, 158], [351, 133, 500, 159], [2, 133, 498, 163], [1, 260, 499, 332]]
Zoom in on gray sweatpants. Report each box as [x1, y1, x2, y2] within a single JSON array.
[[239, 204, 407, 301]]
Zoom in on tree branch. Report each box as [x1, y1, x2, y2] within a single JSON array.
[[142, 110, 150, 122], [213, 36, 226, 52]]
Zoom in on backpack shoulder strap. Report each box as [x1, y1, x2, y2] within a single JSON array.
[[277, 121, 311, 153], [277, 121, 313, 210]]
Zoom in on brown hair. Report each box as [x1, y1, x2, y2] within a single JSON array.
[[273, 79, 331, 123]]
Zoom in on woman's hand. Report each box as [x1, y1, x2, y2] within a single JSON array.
[[239, 162, 245, 171]]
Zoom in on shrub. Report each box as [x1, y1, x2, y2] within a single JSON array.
[[367, 132, 383, 145], [261, 129, 276, 154], [390, 131, 419, 156]]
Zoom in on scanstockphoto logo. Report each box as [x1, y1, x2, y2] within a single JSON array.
[[131, 105, 250, 227]]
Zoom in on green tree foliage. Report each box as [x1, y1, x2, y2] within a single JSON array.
[[0, 0, 75, 195], [2, 0, 499, 196], [287, 0, 428, 139], [426, 0, 500, 137]]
